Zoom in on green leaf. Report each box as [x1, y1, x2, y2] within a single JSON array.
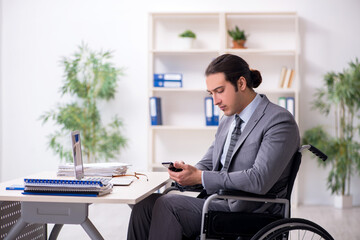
[[41, 43, 127, 163], [227, 25, 247, 41], [179, 30, 196, 38]]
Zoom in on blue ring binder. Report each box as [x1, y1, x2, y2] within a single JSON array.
[[24, 178, 104, 187]]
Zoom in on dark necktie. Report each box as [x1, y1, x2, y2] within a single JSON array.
[[222, 115, 243, 171]]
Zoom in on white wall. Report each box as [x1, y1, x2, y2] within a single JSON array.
[[1, 0, 360, 215], [0, 0, 2, 180]]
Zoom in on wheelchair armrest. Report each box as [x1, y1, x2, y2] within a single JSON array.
[[163, 181, 203, 194], [163, 186, 180, 194], [217, 189, 278, 199]]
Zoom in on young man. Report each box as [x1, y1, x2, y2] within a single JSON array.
[[127, 54, 300, 240]]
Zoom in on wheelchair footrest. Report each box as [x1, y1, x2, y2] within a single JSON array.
[[204, 211, 283, 239]]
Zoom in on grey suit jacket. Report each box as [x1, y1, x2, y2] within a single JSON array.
[[195, 94, 300, 213]]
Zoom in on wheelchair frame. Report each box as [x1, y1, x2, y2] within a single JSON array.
[[198, 144, 333, 240], [165, 144, 333, 240]]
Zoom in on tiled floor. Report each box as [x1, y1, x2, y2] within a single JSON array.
[[292, 205, 360, 240], [52, 204, 359, 239]]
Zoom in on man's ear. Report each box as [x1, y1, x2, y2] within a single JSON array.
[[237, 76, 247, 91]]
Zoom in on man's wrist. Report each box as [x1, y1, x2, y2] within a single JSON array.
[[197, 170, 203, 185]]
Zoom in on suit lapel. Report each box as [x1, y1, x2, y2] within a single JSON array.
[[228, 95, 269, 165]]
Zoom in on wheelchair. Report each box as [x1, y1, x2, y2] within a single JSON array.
[[164, 145, 334, 240]]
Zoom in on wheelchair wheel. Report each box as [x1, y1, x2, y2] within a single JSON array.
[[250, 218, 334, 240]]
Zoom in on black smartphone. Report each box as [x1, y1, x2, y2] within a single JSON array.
[[162, 162, 183, 172]]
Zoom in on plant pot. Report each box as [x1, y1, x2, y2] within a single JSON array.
[[334, 194, 353, 208], [178, 37, 194, 49], [232, 40, 246, 49]]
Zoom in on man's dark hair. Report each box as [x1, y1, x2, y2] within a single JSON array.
[[205, 54, 262, 91]]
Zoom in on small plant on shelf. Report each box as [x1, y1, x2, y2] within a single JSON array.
[[179, 30, 196, 39], [228, 26, 247, 49], [178, 30, 196, 49]]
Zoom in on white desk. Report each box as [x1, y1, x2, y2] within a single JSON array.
[[0, 171, 171, 240]]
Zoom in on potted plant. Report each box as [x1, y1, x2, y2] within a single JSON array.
[[178, 30, 196, 49], [40, 43, 127, 163], [228, 26, 247, 49], [302, 58, 360, 208]]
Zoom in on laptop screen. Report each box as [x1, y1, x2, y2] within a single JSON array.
[[71, 130, 84, 180]]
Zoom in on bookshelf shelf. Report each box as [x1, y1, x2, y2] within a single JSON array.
[[151, 49, 219, 54], [224, 49, 296, 56], [151, 87, 208, 93], [148, 12, 300, 170], [151, 126, 218, 131]]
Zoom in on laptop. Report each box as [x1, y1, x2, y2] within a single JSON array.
[[71, 130, 84, 180], [71, 130, 133, 186]]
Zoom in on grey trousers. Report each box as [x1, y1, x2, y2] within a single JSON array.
[[127, 193, 230, 240]]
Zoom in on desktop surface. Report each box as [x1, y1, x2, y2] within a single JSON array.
[[0, 171, 171, 205]]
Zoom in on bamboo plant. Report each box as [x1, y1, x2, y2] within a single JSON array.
[[40, 43, 127, 163], [302, 58, 360, 196]]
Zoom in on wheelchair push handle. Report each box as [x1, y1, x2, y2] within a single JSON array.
[[299, 144, 327, 161]]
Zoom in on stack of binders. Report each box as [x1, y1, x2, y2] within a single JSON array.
[[278, 97, 295, 116], [153, 73, 183, 88], [205, 97, 219, 126], [22, 178, 113, 197]]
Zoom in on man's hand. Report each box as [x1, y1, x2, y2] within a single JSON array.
[[168, 161, 202, 186]]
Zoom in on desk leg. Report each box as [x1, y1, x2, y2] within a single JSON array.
[[81, 218, 105, 240], [49, 224, 64, 240], [4, 217, 28, 240]]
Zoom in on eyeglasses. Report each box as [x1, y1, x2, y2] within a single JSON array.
[[113, 172, 148, 181]]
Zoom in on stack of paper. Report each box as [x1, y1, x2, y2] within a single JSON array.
[[57, 162, 130, 177]]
